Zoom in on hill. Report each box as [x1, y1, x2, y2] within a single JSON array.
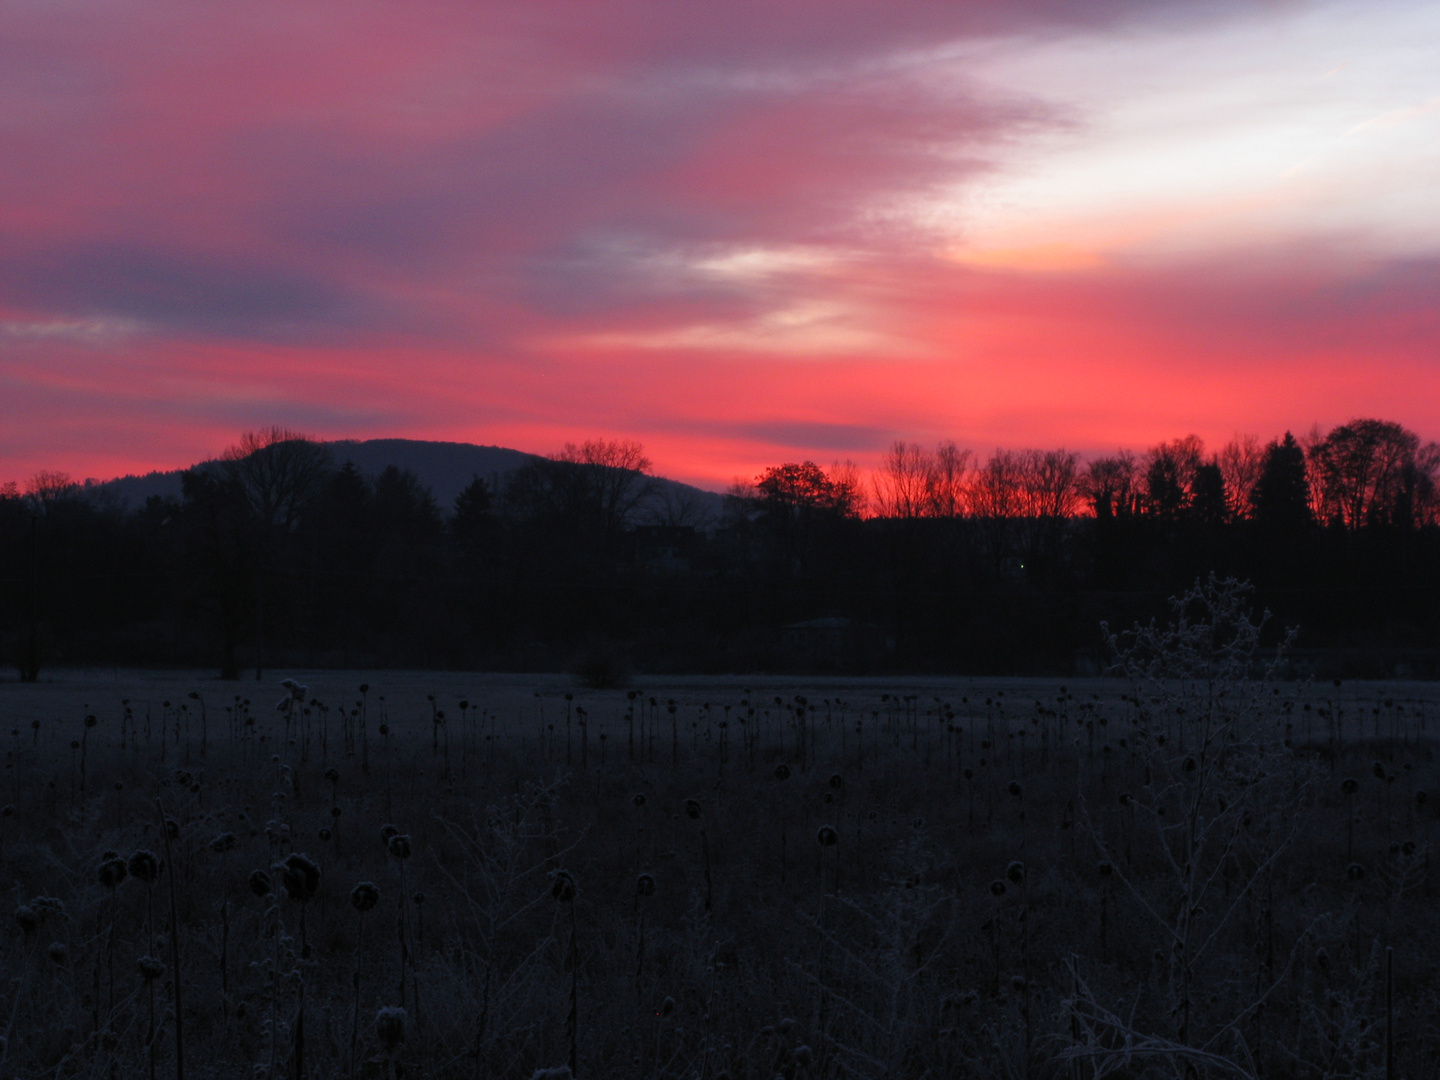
[[90, 438, 724, 524]]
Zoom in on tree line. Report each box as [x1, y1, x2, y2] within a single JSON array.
[[867, 420, 1440, 530], [3, 419, 1438, 680]]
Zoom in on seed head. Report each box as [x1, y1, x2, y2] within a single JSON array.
[[828, 774, 843, 789], [684, 798, 701, 820], [1341, 778, 1359, 795], [98, 856, 128, 889], [120, 852, 157, 887], [249, 869, 273, 898], [14, 906, 38, 934], [816, 825, 838, 847], [549, 869, 577, 903], [137, 955, 166, 982], [380, 823, 400, 844], [636, 873, 656, 897], [210, 832, 237, 854], [1006, 861, 1025, 885], [387, 834, 412, 860], [319, 827, 332, 842], [280, 853, 321, 903], [47, 941, 67, 965], [989, 880, 1007, 897], [350, 882, 381, 914], [774, 764, 791, 781], [375, 1006, 407, 1050], [1346, 862, 1365, 882], [1007, 781, 1023, 798], [632, 793, 646, 807]]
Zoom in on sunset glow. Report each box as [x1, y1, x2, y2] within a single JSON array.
[[3, 0, 1438, 490]]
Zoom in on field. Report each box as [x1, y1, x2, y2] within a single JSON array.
[[4, 629, 1440, 1077]]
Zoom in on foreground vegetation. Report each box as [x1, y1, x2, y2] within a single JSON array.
[[3, 582, 1438, 1078]]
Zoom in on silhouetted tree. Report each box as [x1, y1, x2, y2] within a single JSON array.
[[928, 441, 970, 518], [1082, 453, 1141, 520], [179, 466, 256, 679], [1189, 462, 1227, 526], [1143, 436, 1204, 520], [1218, 435, 1264, 520], [873, 441, 933, 519], [451, 475, 496, 555], [752, 461, 862, 577], [372, 466, 442, 543], [555, 438, 655, 546], [1250, 433, 1311, 534], [221, 427, 333, 534], [507, 439, 654, 555], [1304, 419, 1438, 529]]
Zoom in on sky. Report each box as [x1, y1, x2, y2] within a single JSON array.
[[3, 0, 1438, 491]]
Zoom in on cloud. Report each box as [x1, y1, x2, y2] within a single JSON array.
[[0, 242, 366, 340], [728, 420, 893, 454], [4, 0, 1440, 489]]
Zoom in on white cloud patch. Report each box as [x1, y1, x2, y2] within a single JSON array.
[[1, 317, 142, 340]]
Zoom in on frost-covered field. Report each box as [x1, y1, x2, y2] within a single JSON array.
[[4, 647, 1439, 1078]]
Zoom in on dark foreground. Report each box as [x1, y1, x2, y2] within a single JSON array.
[[3, 660, 1438, 1078]]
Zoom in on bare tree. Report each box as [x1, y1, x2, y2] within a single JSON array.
[[1143, 435, 1205, 518], [1082, 452, 1140, 519], [1020, 448, 1081, 519], [1413, 440, 1440, 526], [640, 483, 716, 530], [1307, 419, 1424, 528], [221, 426, 333, 533], [1218, 435, 1264, 521], [829, 460, 867, 519], [928, 441, 970, 518], [554, 438, 656, 541], [25, 469, 76, 510], [872, 441, 933, 519], [969, 449, 1026, 520]]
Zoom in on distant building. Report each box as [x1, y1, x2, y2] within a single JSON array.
[[633, 525, 697, 572]]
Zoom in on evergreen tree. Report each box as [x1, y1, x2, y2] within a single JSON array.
[[1250, 432, 1311, 533]]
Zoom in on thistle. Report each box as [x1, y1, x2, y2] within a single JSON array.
[[376, 1006, 407, 1079], [98, 852, 127, 1019], [350, 882, 381, 1080]]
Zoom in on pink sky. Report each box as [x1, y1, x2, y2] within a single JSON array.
[[3, 0, 1438, 491]]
